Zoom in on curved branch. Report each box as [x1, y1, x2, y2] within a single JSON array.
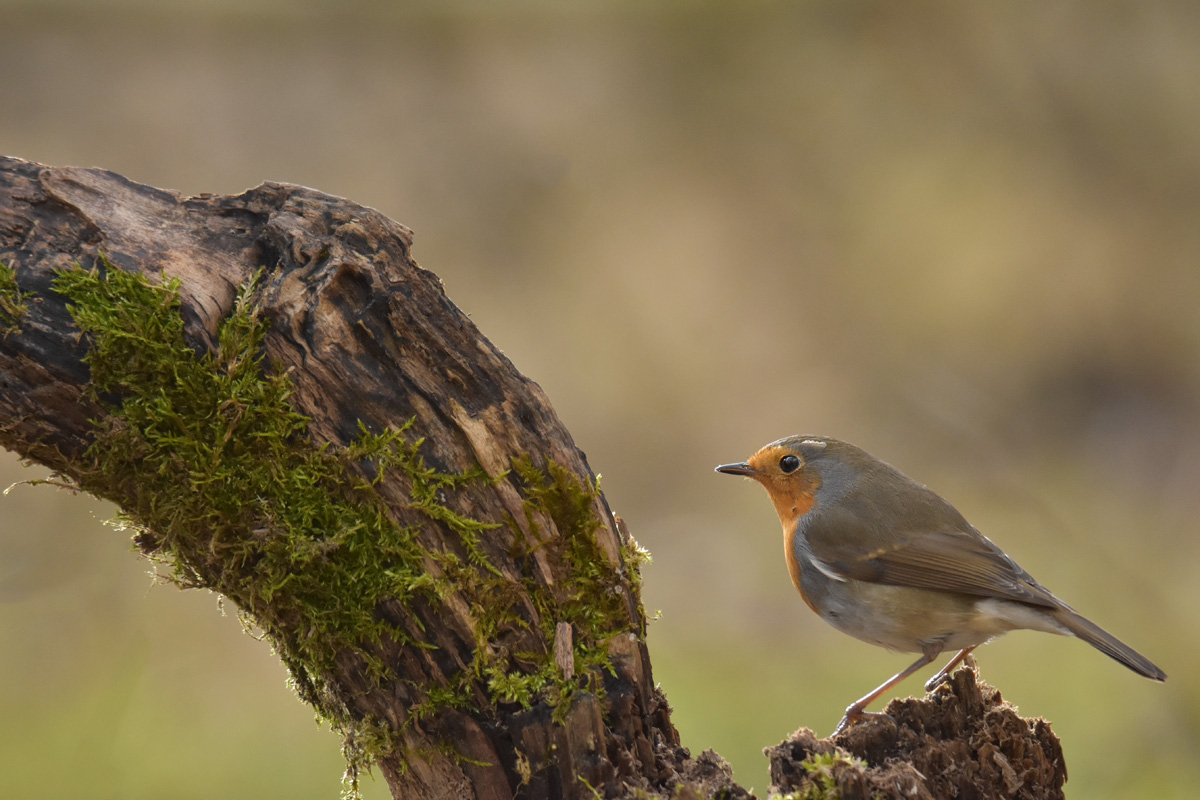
[[0, 155, 740, 800]]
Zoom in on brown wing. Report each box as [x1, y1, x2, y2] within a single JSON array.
[[804, 500, 1061, 609]]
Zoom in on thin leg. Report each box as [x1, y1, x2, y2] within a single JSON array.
[[923, 645, 978, 692], [833, 649, 940, 736]]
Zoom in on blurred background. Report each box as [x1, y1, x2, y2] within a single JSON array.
[[3, 1, 1199, 797]]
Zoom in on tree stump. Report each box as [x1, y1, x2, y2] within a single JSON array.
[[768, 668, 1066, 800]]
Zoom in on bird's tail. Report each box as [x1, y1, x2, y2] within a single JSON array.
[[1052, 607, 1166, 681]]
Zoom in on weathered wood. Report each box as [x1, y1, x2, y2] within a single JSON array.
[[0, 156, 745, 800]]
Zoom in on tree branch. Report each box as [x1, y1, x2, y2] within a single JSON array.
[[0, 155, 740, 800]]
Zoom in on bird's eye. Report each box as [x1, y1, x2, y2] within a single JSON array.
[[779, 455, 801, 474]]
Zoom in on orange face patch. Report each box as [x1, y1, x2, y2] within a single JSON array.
[[745, 444, 820, 528]]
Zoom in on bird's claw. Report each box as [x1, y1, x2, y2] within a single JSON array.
[[924, 670, 952, 693], [832, 708, 894, 737]]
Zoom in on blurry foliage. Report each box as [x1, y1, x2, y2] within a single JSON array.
[[2, 2, 1199, 798]]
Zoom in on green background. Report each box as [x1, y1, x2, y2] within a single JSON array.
[[2, 2, 1198, 797]]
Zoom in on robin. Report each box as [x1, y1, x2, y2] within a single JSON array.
[[716, 435, 1166, 735]]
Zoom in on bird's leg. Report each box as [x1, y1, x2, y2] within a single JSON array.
[[832, 648, 940, 736], [923, 645, 978, 692]]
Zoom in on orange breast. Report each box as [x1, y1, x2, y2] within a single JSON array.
[[768, 469, 818, 612], [783, 521, 820, 614]]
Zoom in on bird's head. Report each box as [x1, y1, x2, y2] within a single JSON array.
[[716, 435, 858, 528]]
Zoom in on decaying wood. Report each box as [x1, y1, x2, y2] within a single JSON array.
[[0, 155, 725, 800], [0, 156, 1067, 799], [770, 668, 1066, 800]]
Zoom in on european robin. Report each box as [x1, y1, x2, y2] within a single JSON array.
[[716, 435, 1165, 735]]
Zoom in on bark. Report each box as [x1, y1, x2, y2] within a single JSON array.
[[0, 156, 1067, 800]]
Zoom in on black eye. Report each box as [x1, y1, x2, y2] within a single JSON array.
[[779, 455, 801, 474]]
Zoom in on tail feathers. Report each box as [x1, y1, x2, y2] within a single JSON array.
[[1053, 607, 1166, 681]]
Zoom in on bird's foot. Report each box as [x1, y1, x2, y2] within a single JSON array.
[[924, 669, 953, 693], [832, 707, 893, 737]]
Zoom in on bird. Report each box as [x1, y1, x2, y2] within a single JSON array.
[[715, 435, 1165, 735]]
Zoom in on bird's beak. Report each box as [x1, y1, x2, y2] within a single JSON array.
[[715, 461, 757, 477]]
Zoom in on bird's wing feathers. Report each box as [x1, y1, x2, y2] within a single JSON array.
[[805, 501, 1060, 608]]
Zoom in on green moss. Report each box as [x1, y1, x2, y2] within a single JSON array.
[[56, 260, 432, 673], [406, 457, 644, 726], [620, 522, 652, 605], [51, 256, 646, 790], [0, 259, 34, 337], [509, 458, 639, 715], [54, 259, 448, 774]]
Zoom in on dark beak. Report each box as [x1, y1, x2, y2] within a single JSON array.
[[715, 461, 756, 476]]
